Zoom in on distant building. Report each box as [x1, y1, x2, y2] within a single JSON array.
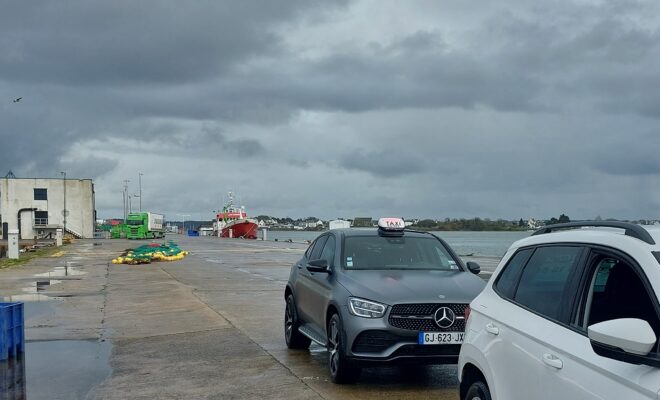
[[352, 217, 373, 228], [329, 219, 351, 230], [199, 226, 214, 236], [0, 177, 96, 239], [305, 220, 324, 229], [527, 218, 543, 229]]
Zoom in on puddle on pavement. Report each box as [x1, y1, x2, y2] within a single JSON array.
[[2, 262, 86, 303], [0, 340, 112, 400], [35, 263, 86, 278]]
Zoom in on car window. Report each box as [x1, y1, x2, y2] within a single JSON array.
[[583, 253, 660, 354], [513, 246, 582, 322], [310, 235, 328, 260], [495, 248, 533, 299], [304, 241, 315, 258], [342, 235, 460, 270], [319, 235, 336, 266]]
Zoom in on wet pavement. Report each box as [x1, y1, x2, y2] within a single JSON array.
[[0, 236, 501, 399], [25, 340, 111, 400]]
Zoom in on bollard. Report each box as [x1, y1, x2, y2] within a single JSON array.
[[7, 229, 19, 260], [260, 228, 268, 241], [55, 228, 63, 247], [228, 229, 233, 238]]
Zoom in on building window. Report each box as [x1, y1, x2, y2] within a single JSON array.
[[34, 211, 48, 225], [34, 188, 48, 200]]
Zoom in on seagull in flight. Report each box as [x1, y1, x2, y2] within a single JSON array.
[[12, 97, 22, 103]]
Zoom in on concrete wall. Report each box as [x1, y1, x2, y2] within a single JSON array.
[[0, 178, 95, 239]]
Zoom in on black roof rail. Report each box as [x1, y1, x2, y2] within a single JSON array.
[[532, 221, 655, 245]]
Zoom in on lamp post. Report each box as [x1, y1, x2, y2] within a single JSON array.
[[177, 213, 190, 234], [123, 180, 130, 223], [60, 171, 66, 235], [138, 172, 143, 212]]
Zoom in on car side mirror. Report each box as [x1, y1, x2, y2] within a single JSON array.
[[307, 259, 331, 273], [466, 261, 481, 275], [588, 318, 660, 368]]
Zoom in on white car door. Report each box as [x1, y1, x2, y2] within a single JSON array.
[[469, 248, 544, 399], [482, 245, 587, 400], [536, 250, 660, 400]]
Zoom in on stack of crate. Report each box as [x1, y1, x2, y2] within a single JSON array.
[[0, 302, 24, 361]]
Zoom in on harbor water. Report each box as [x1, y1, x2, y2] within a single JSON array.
[[266, 230, 531, 258]]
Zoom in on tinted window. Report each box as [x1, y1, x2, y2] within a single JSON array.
[[514, 246, 581, 321], [495, 249, 533, 299], [304, 243, 314, 259], [343, 235, 460, 270], [584, 254, 660, 354], [319, 236, 336, 266], [310, 236, 328, 260], [34, 188, 47, 200]]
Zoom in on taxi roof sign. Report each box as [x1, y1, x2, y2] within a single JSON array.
[[378, 217, 405, 231]]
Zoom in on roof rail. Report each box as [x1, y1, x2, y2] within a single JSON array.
[[532, 221, 655, 245]]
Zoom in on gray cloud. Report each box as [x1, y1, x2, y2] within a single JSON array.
[[60, 156, 119, 180], [341, 149, 424, 177], [3, 0, 660, 221]]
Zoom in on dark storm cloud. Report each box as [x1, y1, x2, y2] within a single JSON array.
[[184, 128, 265, 158], [341, 149, 424, 177], [60, 156, 119, 179], [594, 158, 660, 176], [589, 132, 660, 176], [2, 0, 660, 219], [0, 0, 344, 86], [0, 0, 344, 175]]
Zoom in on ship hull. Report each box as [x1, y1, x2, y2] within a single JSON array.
[[221, 220, 258, 239]]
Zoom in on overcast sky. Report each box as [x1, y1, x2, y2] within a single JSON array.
[[2, 0, 660, 221]]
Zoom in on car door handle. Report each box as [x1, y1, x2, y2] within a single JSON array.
[[542, 353, 563, 369], [485, 323, 499, 335]]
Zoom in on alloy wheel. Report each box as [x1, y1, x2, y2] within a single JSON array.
[[285, 301, 293, 341], [328, 320, 339, 376]]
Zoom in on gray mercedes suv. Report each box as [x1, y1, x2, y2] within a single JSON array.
[[284, 218, 486, 383]]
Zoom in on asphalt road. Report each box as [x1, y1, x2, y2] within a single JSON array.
[[0, 235, 500, 400]]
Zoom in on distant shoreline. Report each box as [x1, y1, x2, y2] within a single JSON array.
[[267, 227, 531, 232]]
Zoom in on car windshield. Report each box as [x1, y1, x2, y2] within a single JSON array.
[[127, 220, 143, 225], [343, 235, 461, 271]]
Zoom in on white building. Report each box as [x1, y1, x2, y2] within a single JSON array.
[[0, 177, 96, 239], [199, 226, 214, 236], [527, 218, 544, 230], [329, 219, 350, 230]]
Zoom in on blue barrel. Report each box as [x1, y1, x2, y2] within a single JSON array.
[[0, 302, 24, 361]]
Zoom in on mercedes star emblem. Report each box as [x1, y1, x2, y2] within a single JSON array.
[[434, 306, 456, 329]]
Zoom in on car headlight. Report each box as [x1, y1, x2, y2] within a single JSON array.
[[348, 297, 387, 318]]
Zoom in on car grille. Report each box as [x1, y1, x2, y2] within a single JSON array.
[[389, 303, 468, 332]]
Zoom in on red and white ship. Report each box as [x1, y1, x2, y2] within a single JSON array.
[[213, 193, 259, 239]]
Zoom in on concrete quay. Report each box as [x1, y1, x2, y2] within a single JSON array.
[[0, 235, 500, 400]]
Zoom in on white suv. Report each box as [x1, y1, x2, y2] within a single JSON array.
[[459, 222, 660, 400]]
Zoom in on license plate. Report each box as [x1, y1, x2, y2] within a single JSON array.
[[418, 332, 464, 345]]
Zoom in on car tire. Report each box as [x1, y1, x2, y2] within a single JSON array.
[[464, 381, 491, 400], [327, 313, 361, 384], [284, 294, 311, 349]]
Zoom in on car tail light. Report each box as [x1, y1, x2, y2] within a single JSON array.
[[464, 305, 471, 321]]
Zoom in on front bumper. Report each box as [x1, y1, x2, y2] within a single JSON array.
[[341, 305, 463, 364]]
